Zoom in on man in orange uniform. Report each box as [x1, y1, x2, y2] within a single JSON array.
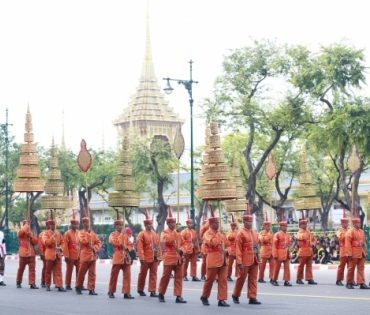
[[157, 206, 186, 303], [226, 214, 238, 281], [75, 209, 101, 295], [345, 210, 369, 289], [42, 211, 66, 292], [181, 212, 201, 282], [336, 209, 349, 286], [137, 209, 162, 297], [200, 206, 229, 307], [271, 216, 292, 286], [63, 210, 80, 290], [200, 214, 209, 280], [296, 212, 317, 285], [107, 212, 135, 299], [258, 213, 275, 284], [38, 225, 47, 288], [16, 214, 39, 289], [232, 205, 261, 305]]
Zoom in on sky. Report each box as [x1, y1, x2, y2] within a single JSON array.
[[0, 0, 369, 154]]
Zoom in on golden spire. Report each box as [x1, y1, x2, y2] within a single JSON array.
[[60, 109, 66, 151]]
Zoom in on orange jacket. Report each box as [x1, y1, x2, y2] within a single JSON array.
[[204, 229, 226, 268], [109, 230, 133, 265], [258, 229, 274, 258], [63, 229, 80, 260], [345, 228, 366, 258], [136, 230, 162, 263], [226, 229, 238, 256], [42, 229, 64, 261], [296, 229, 315, 257], [272, 230, 291, 261], [181, 228, 199, 254], [236, 228, 259, 266], [38, 232, 45, 256], [77, 229, 101, 262], [17, 225, 38, 257], [336, 227, 347, 258], [200, 221, 210, 254], [160, 228, 184, 265]]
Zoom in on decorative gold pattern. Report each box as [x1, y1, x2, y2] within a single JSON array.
[[347, 144, 362, 175], [265, 153, 277, 181]]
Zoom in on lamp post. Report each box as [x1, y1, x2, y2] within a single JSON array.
[[163, 60, 198, 223], [1, 109, 12, 254]]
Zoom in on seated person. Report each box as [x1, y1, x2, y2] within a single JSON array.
[[290, 244, 299, 264], [318, 243, 333, 264]]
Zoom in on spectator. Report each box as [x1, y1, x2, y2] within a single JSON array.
[[318, 243, 333, 264], [290, 244, 299, 264], [313, 243, 321, 264], [98, 243, 110, 259]]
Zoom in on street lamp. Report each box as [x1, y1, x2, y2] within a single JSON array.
[[1, 109, 12, 254], [163, 60, 198, 224]]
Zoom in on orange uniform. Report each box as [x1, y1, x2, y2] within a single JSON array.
[[258, 229, 275, 281], [63, 229, 80, 288], [38, 231, 46, 286], [345, 227, 367, 285], [75, 229, 101, 291], [136, 229, 162, 293], [272, 230, 291, 282], [233, 228, 259, 299], [181, 228, 199, 278], [336, 227, 348, 282], [296, 229, 316, 281], [16, 225, 38, 286], [226, 229, 239, 279], [200, 221, 209, 277], [108, 231, 133, 294]]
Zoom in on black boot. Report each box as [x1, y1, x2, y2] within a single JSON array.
[[137, 290, 146, 296], [272, 280, 279, 286], [192, 277, 201, 282], [346, 283, 354, 289], [108, 292, 115, 298], [201, 275, 206, 281], [124, 293, 135, 299], [232, 295, 240, 304], [58, 287, 66, 292], [66, 285, 72, 290], [360, 284, 370, 289], [218, 300, 229, 307], [284, 281, 292, 287], [30, 284, 39, 289], [249, 298, 262, 305], [307, 280, 317, 285], [158, 294, 165, 302], [183, 276, 188, 281], [175, 296, 186, 303], [258, 279, 266, 283], [0, 281, 6, 286], [76, 288, 82, 294], [89, 290, 98, 295], [150, 291, 158, 297], [227, 276, 233, 281], [46, 286, 51, 291], [40, 282, 46, 288], [352, 282, 359, 286], [296, 279, 304, 284], [200, 296, 210, 306], [16, 283, 22, 289], [336, 280, 344, 286]]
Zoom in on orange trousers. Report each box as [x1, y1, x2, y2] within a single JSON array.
[[297, 255, 313, 281], [137, 260, 158, 292], [273, 258, 290, 281], [202, 265, 228, 300], [108, 263, 131, 294], [259, 256, 275, 280], [201, 254, 207, 276], [158, 264, 183, 296], [16, 256, 36, 285], [45, 257, 63, 287], [65, 259, 80, 287], [227, 255, 239, 278], [346, 257, 365, 285], [183, 252, 198, 277], [233, 263, 258, 299], [76, 260, 96, 291], [336, 256, 348, 281], [40, 258, 46, 283]]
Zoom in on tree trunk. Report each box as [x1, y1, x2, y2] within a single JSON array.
[[155, 178, 167, 237], [30, 192, 42, 236], [195, 200, 207, 240]]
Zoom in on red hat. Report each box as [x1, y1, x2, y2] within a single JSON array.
[[166, 205, 176, 224], [143, 208, 152, 225], [340, 208, 349, 223], [70, 209, 78, 224], [299, 211, 307, 225], [243, 203, 253, 222], [81, 207, 89, 223], [208, 205, 219, 224], [46, 210, 55, 225], [263, 212, 271, 226], [125, 227, 132, 235], [279, 213, 287, 226], [352, 208, 360, 223], [114, 210, 122, 226], [186, 212, 193, 224], [230, 213, 237, 227]]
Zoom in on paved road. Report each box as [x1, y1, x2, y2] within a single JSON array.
[[1, 260, 370, 315]]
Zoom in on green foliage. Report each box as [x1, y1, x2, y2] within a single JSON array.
[[134, 223, 143, 234]]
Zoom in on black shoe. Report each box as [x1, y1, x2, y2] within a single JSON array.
[[89, 290, 98, 295], [218, 300, 229, 307], [296, 279, 304, 284], [192, 277, 201, 282], [40, 282, 46, 288], [76, 288, 82, 294], [150, 291, 158, 297], [284, 281, 292, 287], [200, 296, 210, 306], [108, 292, 115, 298], [307, 280, 317, 285], [137, 290, 146, 296], [270, 279, 273, 283], [81, 286, 88, 290], [170, 274, 174, 278], [58, 287, 66, 292], [346, 283, 354, 289], [158, 294, 165, 302], [16, 283, 22, 289], [183, 277, 188, 281], [360, 284, 370, 289], [258, 279, 266, 283], [124, 293, 135, 299], [227, 276, 233, 281], [352, 282, 359, 286], [46, 286, 51, 291], [272, 280, 279, 286], [201, 275, 206, 281], [232, 295, 240, 304], [66, 286, 72, 290], [336, 280, 344, 286], [249, 298, 261, 305], [0, 281, 6, 286], [30, 284, 39, 289], [175, 296, 186, 303]]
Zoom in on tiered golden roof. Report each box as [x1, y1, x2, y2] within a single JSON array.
[[294, 148, 321, 210], [40, 139, 69, 209], [13, 107, 44, 193], [225, 158, 246, 212], [108, 137, 140, 208]]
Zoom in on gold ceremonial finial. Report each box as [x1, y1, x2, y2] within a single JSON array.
[[347, 144, 361, 175]]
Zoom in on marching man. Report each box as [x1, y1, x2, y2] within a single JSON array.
[[226, 214, 238, 281], [258, 213, 275, 284], [336, 209, 349, 286]]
